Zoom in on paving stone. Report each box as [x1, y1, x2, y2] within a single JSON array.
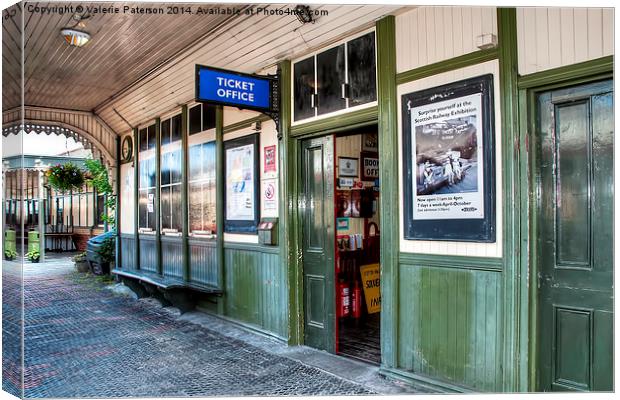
[[2, 256, 409, 398]]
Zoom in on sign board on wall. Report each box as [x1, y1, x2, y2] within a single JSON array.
[[360, 263, 381, 314], [401, 74, 496, 242], [195, 65, 277, 113], [261, 178, 278, 217], [224, 134, 260, 233]]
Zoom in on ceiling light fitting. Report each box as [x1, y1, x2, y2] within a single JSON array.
[[61, 28, 91, 47]]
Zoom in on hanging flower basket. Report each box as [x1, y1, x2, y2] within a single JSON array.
[[45, 163, 85, 193]]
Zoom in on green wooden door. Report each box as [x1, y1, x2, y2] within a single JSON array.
[[301, 135, 336, 353], [536, 80, 613, 392]]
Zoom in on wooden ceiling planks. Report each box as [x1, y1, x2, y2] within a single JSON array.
[[3, 2, 406, 133], [97, 4, 402, 133], [4, 2, 235, 111]]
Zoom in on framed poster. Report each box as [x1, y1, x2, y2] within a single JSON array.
[[224, 133, 260, 233], [338, 157, 358, 177], [402, 74, 495, 242]]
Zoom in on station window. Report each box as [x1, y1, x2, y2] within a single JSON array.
[[293, 31, 376, 121], [160, 114, 183, 233], [138, 124, 157, 232], [188, 141, 216, 235]]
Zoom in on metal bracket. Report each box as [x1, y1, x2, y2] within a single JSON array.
[[264, 67, 282, 140]]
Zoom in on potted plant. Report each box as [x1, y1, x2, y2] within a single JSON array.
[[72, 251, 89, 272], [45, 162, 85, 193], [4, 249, 17, 261], [26, 249, 40, 263]]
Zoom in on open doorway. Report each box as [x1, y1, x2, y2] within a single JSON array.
[[334, 128, 381, 364]]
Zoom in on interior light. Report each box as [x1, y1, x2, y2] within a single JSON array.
[[61, 28, 91, 47]]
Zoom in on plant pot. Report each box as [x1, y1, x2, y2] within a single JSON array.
[[75, 260, 89, 273]]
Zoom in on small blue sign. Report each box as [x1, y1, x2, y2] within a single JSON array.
[[196, 66, 272, 111]]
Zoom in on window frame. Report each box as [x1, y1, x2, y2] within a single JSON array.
[[290, 28, 378, 125]]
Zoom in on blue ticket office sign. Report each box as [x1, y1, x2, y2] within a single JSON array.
[[195, 65, 280, 132]]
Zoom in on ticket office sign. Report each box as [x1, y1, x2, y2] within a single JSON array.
[[195, 65, 276, 112]]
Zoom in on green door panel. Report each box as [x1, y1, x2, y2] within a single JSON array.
[[301, 136, 335, 352], [536, 80, 613, 392]]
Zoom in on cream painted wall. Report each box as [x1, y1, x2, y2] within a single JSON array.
[[516, 7, 614, 75], [397, 60, 503, 258], [396, 6, 498, 73], [120, 148, 134, 234]]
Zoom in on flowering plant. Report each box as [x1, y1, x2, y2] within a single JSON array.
[[45, 163, 85, 192]]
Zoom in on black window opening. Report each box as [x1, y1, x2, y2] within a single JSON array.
[[293, 31, 377, 121], [160, 114, 183, 233], [138, 123, 157, 232], [189, 104, 216, 135]]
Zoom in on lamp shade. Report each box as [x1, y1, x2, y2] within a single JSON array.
[[60, 28, 91, 47]]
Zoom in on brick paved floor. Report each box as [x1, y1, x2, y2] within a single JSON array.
[[2, 256, 411, 398]]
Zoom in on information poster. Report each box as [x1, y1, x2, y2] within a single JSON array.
[[401, 74, 495, 242], [360, 263, 381, 314], [226, 144, 255, 221], [411, 93, 484, 220]]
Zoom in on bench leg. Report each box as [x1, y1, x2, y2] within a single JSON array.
[[163, 289, 196, 314]]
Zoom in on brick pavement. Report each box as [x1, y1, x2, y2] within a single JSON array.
[[2, 256, 410, 398]]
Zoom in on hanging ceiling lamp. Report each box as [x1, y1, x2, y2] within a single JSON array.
[[60, 13, 91, 47], [60, 28, 91, 47]]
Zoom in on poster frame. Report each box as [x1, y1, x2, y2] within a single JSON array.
[[401, 74, 496, 242], [224, 133, 260, 234]]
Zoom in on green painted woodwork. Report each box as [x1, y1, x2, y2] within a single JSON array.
[[497, 7, 522, 392], [133, 127, 140, 270], [290, 106, 378, 138], [398, 253, 502, 272], [278, 60, 302, 345], [397, 264, 503, 392], [519, 56, 615, 393], [518, 56, 613, 90], [155, 118, 162, 275], [396, 48, 499, 85], [181, 105, 190, 281], [376, 15, 399, 369], [223, 245, 287, 339], [116, 136, 121, 267], [215, 106, 225, 314], [535, 81, 613, 392], [300, 135, 335, 352]]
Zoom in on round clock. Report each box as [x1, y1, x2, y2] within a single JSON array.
[[121, 136, 133, 162]]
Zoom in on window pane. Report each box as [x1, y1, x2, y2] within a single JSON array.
[[139, 190, 147, 228], [171, 114, 182, 142], [148, 158, 156, 188], [293, 56, 316, 121], [148, 188, 156, 231], [139, 128, 148, 151], [347, 32, 376, 107], [161, 186, 171, 229], [189, 144, 202, 181], [171, 185, 182, 231], [161, 119, 171, 146], [161, 152, 171, 186], [171, 149, 182, 184], [189, 105, 202, 135], [189, 182, 203, 231], [203, 142, 215, 178], [317, 44, 346, 115], [203, 104, 216, 131], [147, 124, 157, 149], [204, 181, 216, 233]]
